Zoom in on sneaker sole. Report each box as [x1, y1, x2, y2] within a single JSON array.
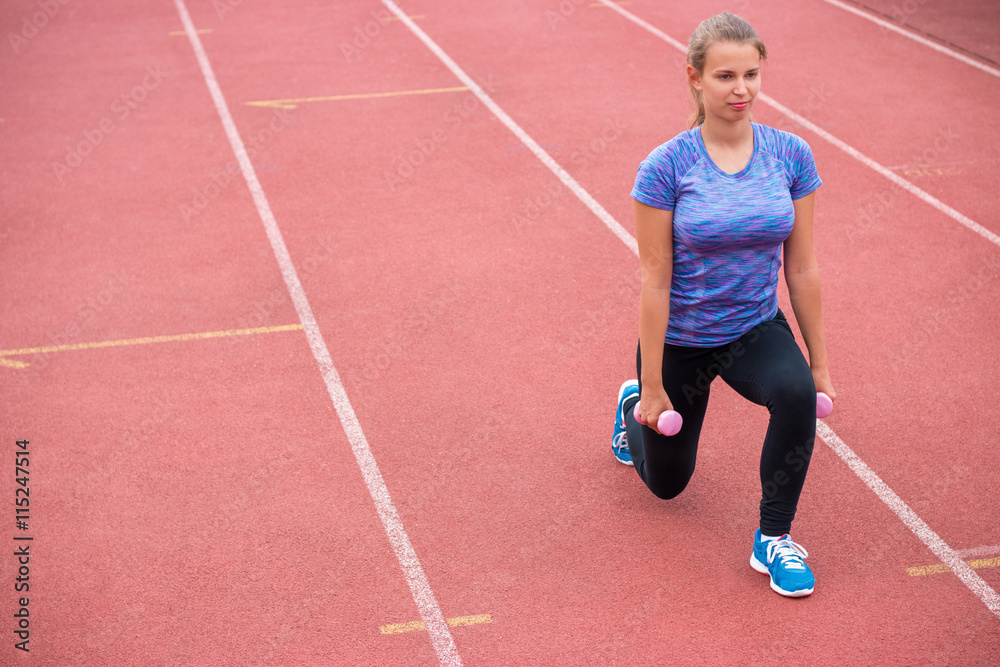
[[613, 452, 634, 467], [750, 554, 814, 598]]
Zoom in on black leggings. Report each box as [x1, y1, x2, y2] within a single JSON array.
[[625, 310, 816, 535]]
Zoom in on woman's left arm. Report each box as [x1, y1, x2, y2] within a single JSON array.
[[784, 191, 836, 401]]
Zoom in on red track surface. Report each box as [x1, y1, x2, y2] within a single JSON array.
[[2, 0, 999, 664]]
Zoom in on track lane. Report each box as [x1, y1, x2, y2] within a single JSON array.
[[827, 0, 1000, 66], [1, 0, 450, 663], [205, 1, 1000, 658], [4, 0, 999, 663], [387, 0, 1000, 567]]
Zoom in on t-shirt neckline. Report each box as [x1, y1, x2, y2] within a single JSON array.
[[696, 122, 758, 178]]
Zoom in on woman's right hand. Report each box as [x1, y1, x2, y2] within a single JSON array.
[[637, 386, 674, 435]]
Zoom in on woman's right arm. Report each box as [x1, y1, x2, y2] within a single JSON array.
[[635, 199, 675, 432]]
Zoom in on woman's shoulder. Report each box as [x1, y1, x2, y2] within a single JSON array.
[[754, 123, 814, 158], [753, 123, 823, 195], [642, 127, 702, 167]]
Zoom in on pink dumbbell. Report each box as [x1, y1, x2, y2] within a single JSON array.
[[816, 392, 834, 419], [633, 404, 683, 436]]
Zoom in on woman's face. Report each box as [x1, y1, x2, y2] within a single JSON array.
[[690, 41, 761, 124]]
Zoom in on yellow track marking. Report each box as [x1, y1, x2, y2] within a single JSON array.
[[908, 556, 1000, 577], [169, 29, 213, 36], [380, 614, 492, 635], [0, 324, 304, 368], [245, 86, 469, 110], [381, 620, 425, 635]]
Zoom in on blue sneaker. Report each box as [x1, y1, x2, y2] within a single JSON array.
[[612, 380, 639, 466], [750, 530, 815, 597]]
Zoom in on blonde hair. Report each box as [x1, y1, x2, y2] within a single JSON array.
[[686, 13, 767, 129]]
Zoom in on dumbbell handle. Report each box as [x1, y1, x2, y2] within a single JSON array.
[[633, 404, 683, 436], [817, 392, 834, 418]]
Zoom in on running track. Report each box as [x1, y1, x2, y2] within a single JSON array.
[[1, 0, 999, 664]]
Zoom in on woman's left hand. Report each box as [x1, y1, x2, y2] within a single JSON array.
[[812, 365, 836, 403]]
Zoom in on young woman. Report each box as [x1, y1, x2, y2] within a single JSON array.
[[611, 12, 835, 598]]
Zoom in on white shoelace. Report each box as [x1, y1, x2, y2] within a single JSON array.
[[766, 537, 809, 571], [612, 431, 628, 452]]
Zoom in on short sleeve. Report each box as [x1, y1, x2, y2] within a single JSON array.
[[631, 144, 678, 211], [786, 135, 822, 200]]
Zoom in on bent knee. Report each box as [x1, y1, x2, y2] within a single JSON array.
[[647, 478, 691, 500], [769, 378, 815, 413]]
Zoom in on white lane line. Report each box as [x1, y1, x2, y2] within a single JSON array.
[[379, 0, 637, 257], [818, 423, 1000, 619], [172, 2, 463, 665], [595, 0, 1000, 250], [599, 0, 1000, 623], [381, 0, 1000, 622], [820, 0, 1000, 79], [758, 93, 1000, 248], [957, 545, 1000, 559]]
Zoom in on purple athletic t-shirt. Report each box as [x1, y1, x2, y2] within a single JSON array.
[[631, 122, 822, 347]]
